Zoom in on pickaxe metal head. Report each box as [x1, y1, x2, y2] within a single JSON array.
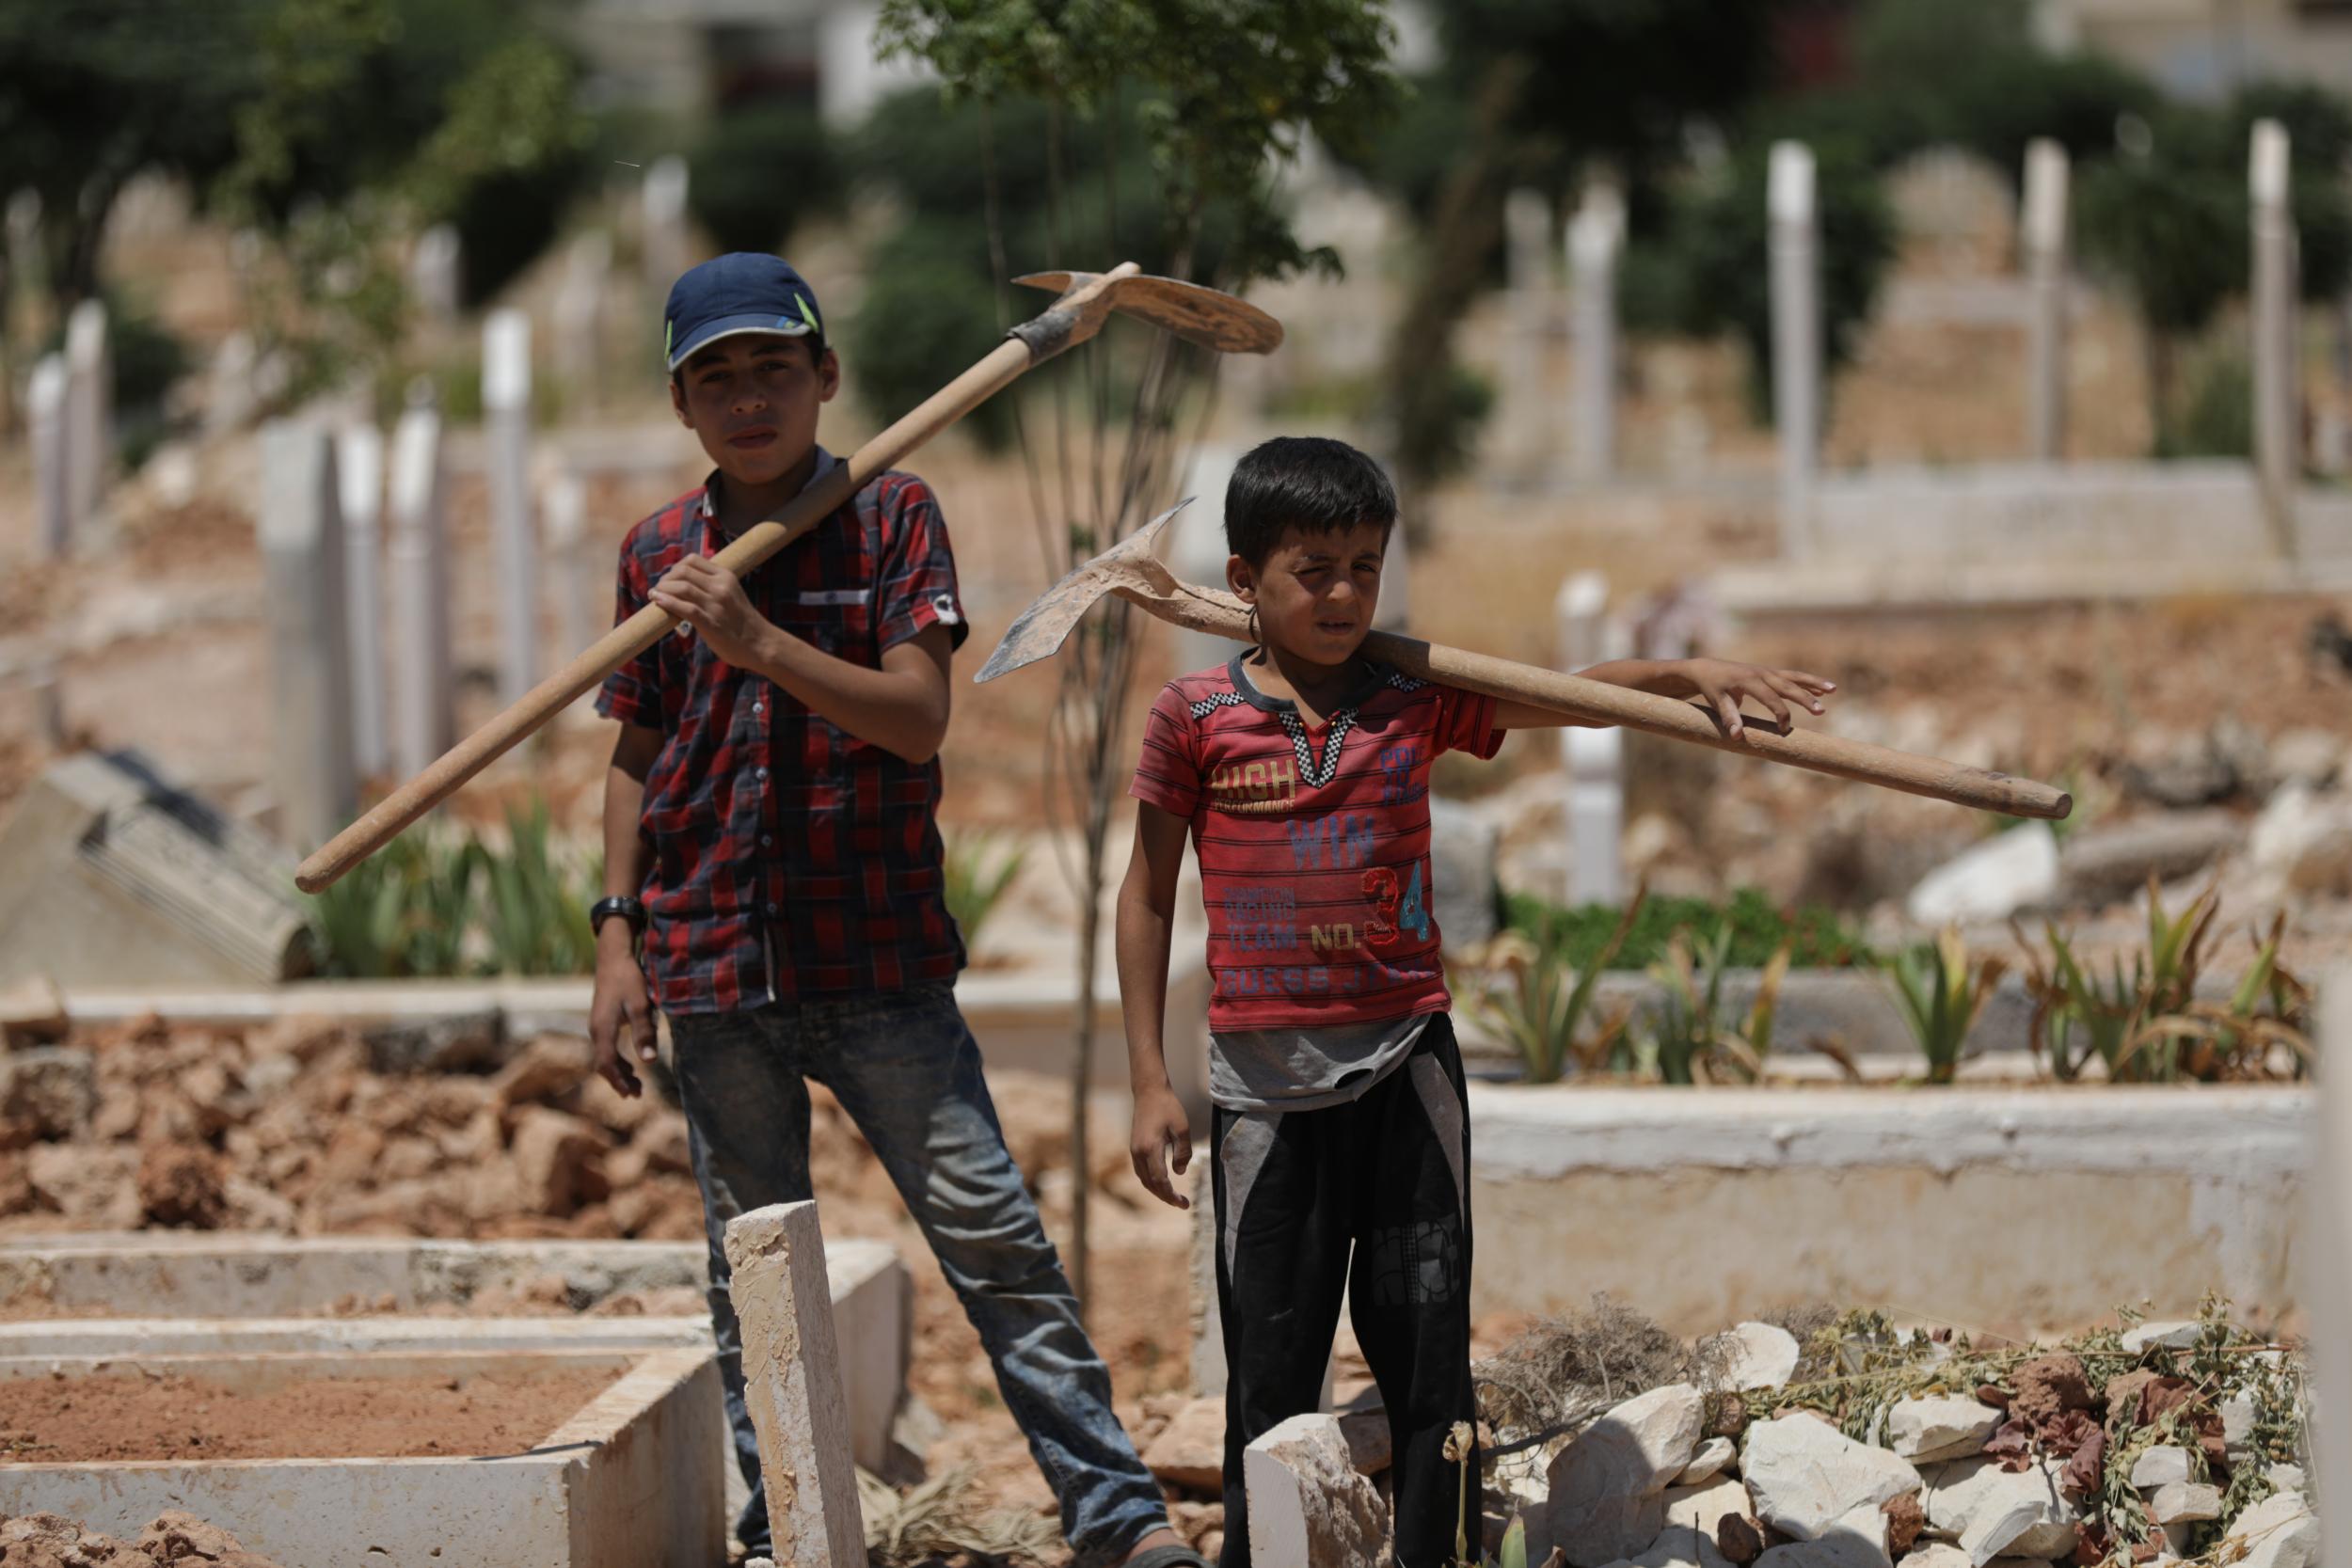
[[1008, 267, 1284, 364], [975, 499, 1256, 681]]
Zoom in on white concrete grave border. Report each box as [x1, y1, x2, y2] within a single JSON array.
[[0, 1345, 725, 1568]]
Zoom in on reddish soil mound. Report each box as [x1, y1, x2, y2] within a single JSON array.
[[0, 1367, 614, 1462]]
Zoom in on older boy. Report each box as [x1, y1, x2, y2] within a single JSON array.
[[1115, 436, 1835, 1568], [588, 253, 1200, 1568]]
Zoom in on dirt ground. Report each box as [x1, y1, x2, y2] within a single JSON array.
[[0, 1365, 615, 1463]]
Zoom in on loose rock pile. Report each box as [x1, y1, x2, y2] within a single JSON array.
[[1489, 1307, 2313, 1568], [0, 1018, 707, 1243], [1157, 1305, 2316, 1568], [0, 1509, 286, 1568]]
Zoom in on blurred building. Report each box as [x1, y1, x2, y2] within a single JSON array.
[[2034, 0, 2352, 98], [570, 0, 929, 126], [571, 0, 1439, 127]]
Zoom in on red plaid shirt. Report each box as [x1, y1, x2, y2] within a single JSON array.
[[597, 451, 970, 1013]]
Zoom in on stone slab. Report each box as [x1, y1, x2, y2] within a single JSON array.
[[1466, 1085, 2303, 1341], [0, 752, 310, 990], [1190, 1083, 2308, 1379], [724, 1201, 865, 1568], [0, 1345, 724, 1568]]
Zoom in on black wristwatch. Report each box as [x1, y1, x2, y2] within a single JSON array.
[[590, 895, 647, 941]]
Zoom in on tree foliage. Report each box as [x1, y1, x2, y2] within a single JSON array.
[[0, 0, 590, 308], [869, 0, 1399, 1310], [687, 101, 847, 259]]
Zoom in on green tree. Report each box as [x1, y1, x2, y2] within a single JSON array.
[[1628, 137, 1897, 420], [687, 101, 847, 258], [873, 0, 1398, 1310], [0, 0, 588, 309], [2076, 84, 2352, 448], [1344, 0, 1799, 503]]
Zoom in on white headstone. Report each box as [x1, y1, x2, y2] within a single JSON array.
[[643, 155, 691, 289], [544, 465, 596, 664], [28, 355, 70, 558], [2250, 119, 2299, 547], [483, 309, 540, 704], [258, 421, 357, 851], [205, 331, 259, 436], [1569, 182, 1625, 485], [1769, 141, 1820, 560], [2022, 140, 2070, 462], [337, 425, 389, 778], [2308, 971, 2352, 1550], [388, 389, 453, 781], [553, 229, 612, 412], [63, 298, 109, 529], [1505, 188, 1555, 475], [1558, 571, 1627, 907], [409, 224, 461, 323]]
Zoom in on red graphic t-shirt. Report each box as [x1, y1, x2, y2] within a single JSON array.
[[1129, 653, 1505, 1032]]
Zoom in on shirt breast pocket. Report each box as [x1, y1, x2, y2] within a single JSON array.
[[773, 590, 873, 663]]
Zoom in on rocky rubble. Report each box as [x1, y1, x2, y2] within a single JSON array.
[[0, 1012, 1162, 1271], [0, 1510, 286, 1568], [0, 1019, 711, 1243], [1451, 1310, 2310, 1568]]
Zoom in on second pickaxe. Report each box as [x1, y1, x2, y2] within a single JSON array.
[[977, 502, 2072, 822]]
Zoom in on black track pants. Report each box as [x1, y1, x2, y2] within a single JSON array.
[[1211, 1014, 1477, 1568]]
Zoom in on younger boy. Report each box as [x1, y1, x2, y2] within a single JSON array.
[[589, 253, 1200, 1568], [1115, 436, 1835, 1568]]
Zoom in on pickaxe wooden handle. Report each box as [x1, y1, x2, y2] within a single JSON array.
[[976, 503, 2072, 822], [297, 265, 1282, 892]]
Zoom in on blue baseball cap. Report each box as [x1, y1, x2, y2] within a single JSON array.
[[662, 253, 825, 372]]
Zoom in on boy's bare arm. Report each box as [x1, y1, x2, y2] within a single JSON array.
[[1118, 803, 1195, 1210], [591, 723, 663, 1100], [1492, 657, 1836, 740], [647, 554, 954, 764]]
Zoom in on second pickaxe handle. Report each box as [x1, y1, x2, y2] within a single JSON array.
[[1111, 581, 2071, 821]]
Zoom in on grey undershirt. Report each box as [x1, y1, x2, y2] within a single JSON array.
[[1208, 1011, 1434, 1113]]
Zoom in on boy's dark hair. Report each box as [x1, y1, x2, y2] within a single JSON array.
[[1224, 436, 1398, 565]]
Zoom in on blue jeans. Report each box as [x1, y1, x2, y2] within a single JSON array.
[[667, 984, 1170, 1560]]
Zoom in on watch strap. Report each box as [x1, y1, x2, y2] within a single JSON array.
[[590, 895, 647, 935]]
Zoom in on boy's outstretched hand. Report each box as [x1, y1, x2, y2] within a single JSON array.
[[1667, 657, 1836, 740], [1129, 1085, 1194, 1210]]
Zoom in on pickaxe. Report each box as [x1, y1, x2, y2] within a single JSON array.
[[976, 502, 2073, 822], [297, 265, 1281, 892]]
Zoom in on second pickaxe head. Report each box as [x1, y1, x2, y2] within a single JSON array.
[[1008, 266, 1284, 364], [976, 499, 1254, 682]]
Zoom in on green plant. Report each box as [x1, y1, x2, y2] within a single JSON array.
[[305, 794, 596, 979], [1503, 887, 1878, 973], [2125, 910, 2312, 1083], [1454, 887, 1646, 1084], [1643, 930, 1787, 1085], [2015, 919, 2142, 1082], [477, 796, 599, 976], [1884, 927, 2008, 1085], [305, 828, 477, 979], [944, 830, 1028, 953], [2018, 880, 2309, 1085]]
